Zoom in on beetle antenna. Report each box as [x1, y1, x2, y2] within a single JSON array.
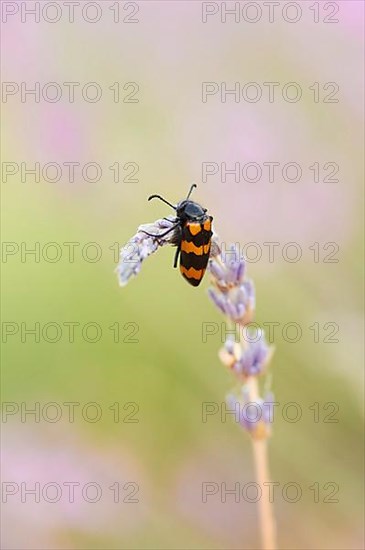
[[186, 183, 197, 200], [148, 194, 176, 210]]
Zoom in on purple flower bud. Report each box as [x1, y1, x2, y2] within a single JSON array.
[[226, 388, 275, 439], [208, 288, 226, 315], [236, 302, 246, 320], [208, 260, 226, 282], [225, 338, 236, 355], [226, 299, 239, 320], [235, 260, 245, 283], [235, 330, 270, 377], [208, 281, 255, 324]]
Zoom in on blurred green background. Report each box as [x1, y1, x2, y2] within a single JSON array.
[[1, 1, 364, 549]]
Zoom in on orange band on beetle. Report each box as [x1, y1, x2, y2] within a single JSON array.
[[181, 241, 211, 255], [187, 223, 201, 236], [180, 265, 205, 280], [203, 219, 212, 231]]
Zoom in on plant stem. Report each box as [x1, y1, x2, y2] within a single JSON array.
[[247, 375, 277, 550], [235, 320, 277, 547]]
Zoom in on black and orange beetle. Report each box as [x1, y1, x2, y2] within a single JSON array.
[[145, 184, 213, 286]]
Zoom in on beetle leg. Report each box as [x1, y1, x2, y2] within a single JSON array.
[[140, 224, 179, 239], [173, 245, 181, 268]]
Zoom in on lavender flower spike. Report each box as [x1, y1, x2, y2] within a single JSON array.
[[210, 233, 277, 546], [208, 241, 255, 325], [116, 216, 176, 286]]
